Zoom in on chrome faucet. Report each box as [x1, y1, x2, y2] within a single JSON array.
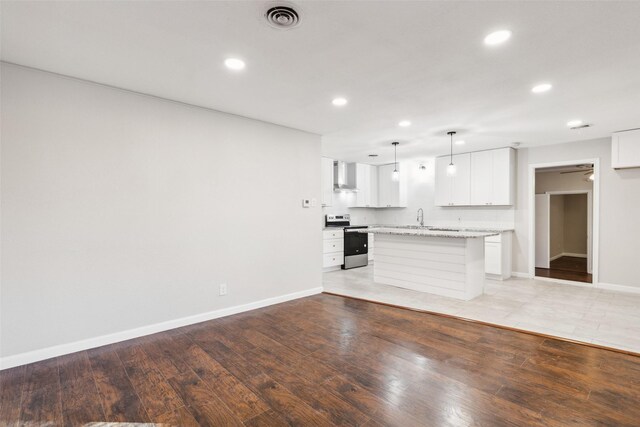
[[417, 208, 424, 227]]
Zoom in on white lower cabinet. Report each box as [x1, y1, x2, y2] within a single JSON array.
[[323, 229, 344, 269], [484, 232, 512, 279], [368, 233, 374, 261]]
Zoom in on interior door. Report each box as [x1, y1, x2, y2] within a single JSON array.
[[535, 194, 550, 269]]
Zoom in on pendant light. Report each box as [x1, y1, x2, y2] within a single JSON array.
[[391, 142, 400, 182], [446, 131, 457, 176]]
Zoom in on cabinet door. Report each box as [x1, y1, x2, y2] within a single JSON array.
[[491, 148, 513, 205], [612, 129, 640, 168], [369, 165, 378, 207], [470, 150, 493, 205], [435, 156, 452, 206], [354, 164, 369, 207], [451, 153, 471, 206], [377, 164, 394, 207], [485, 241, 502, 275], [321, 157, 333, 207]]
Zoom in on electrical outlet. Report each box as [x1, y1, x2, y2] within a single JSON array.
[[219, 283, 227, 296]]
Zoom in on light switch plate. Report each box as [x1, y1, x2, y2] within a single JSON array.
[[302, 199, 311, 208]]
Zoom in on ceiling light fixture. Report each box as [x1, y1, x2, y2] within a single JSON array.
[[391, 142, 400, 182], [484, 30, 511, 45], [398, 120, 411, 127], [224, 58, 245, 70], [332, 97, 348, 107], [567, 119, 583, 128], [455, 140, 465, 146], [531, 83, 552, 93], [447, 131, 457, 177]]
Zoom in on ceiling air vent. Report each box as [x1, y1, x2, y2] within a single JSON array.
[[570, 123, 592, 130], [265, 5, 300, 29]]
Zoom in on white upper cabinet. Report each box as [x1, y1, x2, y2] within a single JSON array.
[[354, 163, 377, 207], [436, 148, 514, 207], [321, 157, 334, 207], [435, 153, 471, 206], [490, 148, 515, 205], [470, 148, 515, 205], [612, 129, 640, 169], [377, 163, 407, 208]]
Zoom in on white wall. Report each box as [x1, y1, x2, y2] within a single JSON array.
[[514, 137, 640, 288], [0, 63, 322, 361]]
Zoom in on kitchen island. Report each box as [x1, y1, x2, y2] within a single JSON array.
[[356, 227, 498, 300]]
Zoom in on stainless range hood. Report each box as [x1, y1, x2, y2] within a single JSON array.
[[333, 161, 357, 191]]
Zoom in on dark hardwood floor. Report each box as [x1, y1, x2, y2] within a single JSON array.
[[536, 255, 592, 283], [2, 293, 639, 426]]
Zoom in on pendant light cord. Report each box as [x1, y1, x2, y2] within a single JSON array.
[[450, 133, 453, 163], [447, 131, 456, 164]]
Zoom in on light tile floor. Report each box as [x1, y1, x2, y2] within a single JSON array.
[[323, 265, 640, 354]]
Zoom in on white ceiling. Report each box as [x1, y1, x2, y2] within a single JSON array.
[[3, 1, 640, 165]]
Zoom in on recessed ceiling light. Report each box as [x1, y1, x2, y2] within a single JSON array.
[[224, 58, 245, 70], [567, 119, 583, 127], [332, 97, 348, 107], [484, 30, 512, 45], [455, 140, 466, 145], [532, 83, 552, 93], [398, 120, 411, 127]]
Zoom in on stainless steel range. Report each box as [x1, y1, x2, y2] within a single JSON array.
[[325, 214, 368, 270]]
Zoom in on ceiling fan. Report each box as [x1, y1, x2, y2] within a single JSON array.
[[560, 164, 594, 181]]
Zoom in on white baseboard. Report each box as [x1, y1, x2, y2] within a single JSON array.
[[549, 253, 563, 262], [0, 286, 323, 370], [549, 252, 587, 261], [562, 252, 588, 258], [596, 282, 640, 294]]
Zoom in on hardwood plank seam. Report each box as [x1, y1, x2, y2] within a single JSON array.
[[112, 348, 151, 422], [85, 351, 108, 423]]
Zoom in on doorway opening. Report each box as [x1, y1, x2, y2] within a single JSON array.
[[529, 160, 599, 285]]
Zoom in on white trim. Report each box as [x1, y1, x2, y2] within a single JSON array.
[[550, 252, 588, 261], [0, 286, 323, 370], [528, 158, 600, 285], [597, 282, 640, 294], [562, 252, 587, 258], [549, 253, 563, 262]]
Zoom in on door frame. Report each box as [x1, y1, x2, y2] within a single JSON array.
[[528, 158, 599, 285], [545, 190, 593, 274]]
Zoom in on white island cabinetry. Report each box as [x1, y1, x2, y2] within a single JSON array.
[[364, 228, 495, 300]]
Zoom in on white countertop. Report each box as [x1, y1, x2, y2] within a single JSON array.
[[352, 227, 498, 239]]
